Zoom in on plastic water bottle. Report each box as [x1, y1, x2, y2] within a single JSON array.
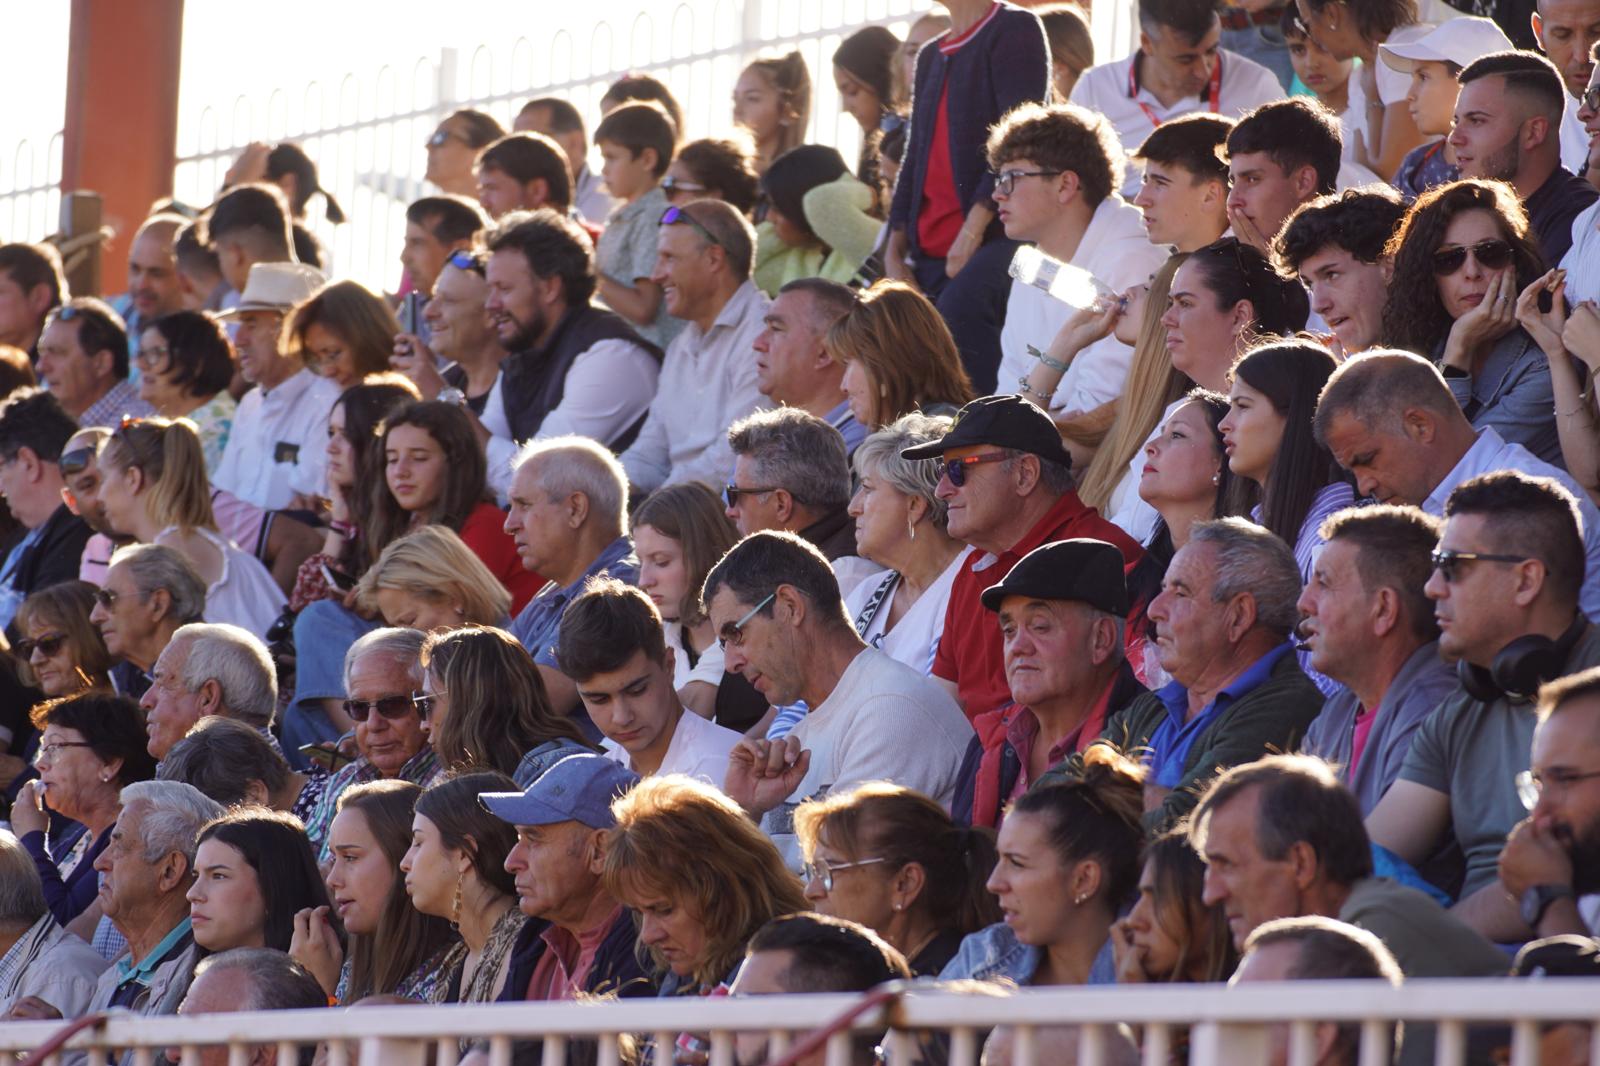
[[1008, 245, 1119, 313]]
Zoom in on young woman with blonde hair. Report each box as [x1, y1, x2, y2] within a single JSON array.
[[354, 525, 511, 632], [734, 52, 812, 175], [824, 280, 974, 430]]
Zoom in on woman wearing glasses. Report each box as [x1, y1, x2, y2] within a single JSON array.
[[15, 581, 112, 699], [661, 139, 762, 216], [794, 782, 999, 976], [824, 280, 974, 431], [1382, 179, 1558, 465], [12, 692, 155, 926], [134, 311, 237, 475], [942, 743, 1145, 989], [286, 280, 401, 391]]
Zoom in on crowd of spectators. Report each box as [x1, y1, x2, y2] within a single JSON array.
[[6, 0, 1600, 1062]]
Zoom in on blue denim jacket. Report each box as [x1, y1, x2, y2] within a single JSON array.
[[938, 923, 1117, 985]]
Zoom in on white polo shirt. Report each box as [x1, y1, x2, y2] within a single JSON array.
[[212, 368, 341, 510], [1071, 49, 1285, 197], [601, 708, 742, 788]]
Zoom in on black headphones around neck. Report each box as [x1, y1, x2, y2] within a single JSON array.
[[1457, 616, 1589, 703]]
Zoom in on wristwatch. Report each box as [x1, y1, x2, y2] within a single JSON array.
[[437, 386, 466, 407], [1519, 882, 1574, 927]]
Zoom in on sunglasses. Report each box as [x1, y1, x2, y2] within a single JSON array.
[[724, 483, 778, 506], [58, 445, 98, 477], [425, 129, 469, 149], [660, 176, 707, 196], [718, 592, 776, 650], [660, 204, 723, 250], [940, 451, 1011, 488], [1584, 86, 1600, 114], [446, 249, 486, 276], [1431, 239, 1513, 277], [411, 691, 440, 719], [1429, 548, 1529, 584], [14, 633, 67, 659], [93, 587, 125, 609], [342, 693, 423, 722]]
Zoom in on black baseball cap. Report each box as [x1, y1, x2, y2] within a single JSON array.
[[979, 539, 1130, 616], [899, 394, 1073, 467]]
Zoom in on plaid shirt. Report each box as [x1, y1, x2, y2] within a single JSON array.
[[78, 379, 154, 431], [308, 746, 442, 861]]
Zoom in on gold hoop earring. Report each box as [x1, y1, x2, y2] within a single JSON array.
[[451, 872, 466, 929], [907, 517, 917, 541]]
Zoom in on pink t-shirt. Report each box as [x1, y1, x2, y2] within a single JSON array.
[[524, 905, 623, 1002], [1349, 705, 1378, 774]]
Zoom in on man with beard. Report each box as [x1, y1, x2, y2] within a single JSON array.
[[1451, 50, 1597, 265], [483, 209, 661, 466], [1530, 0, 1600, 175], [1498, 664, 1600, 938]]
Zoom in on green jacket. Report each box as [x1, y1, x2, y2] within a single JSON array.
[[1101, 649, 1326, 832]]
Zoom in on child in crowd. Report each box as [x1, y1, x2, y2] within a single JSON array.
[[593, 101, 684, 350], [1282, 8, 1352, 117]]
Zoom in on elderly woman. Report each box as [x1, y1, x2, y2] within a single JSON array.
[[134, 311, 238, 473], [15, 581, 112, 700], [842, 414, 966, 675], [13, 693, 156, 925]]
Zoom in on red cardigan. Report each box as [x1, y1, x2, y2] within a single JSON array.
[[460, 501, 543, 614]]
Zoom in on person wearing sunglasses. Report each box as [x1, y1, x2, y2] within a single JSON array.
[[16, 581, 112, 700], [1382, 180, 1561, 466], [424, 108, 505, 200], [1451, 52, 1597, 268], [302, 627, 442, 861], [0, 389, 93, 635], [1366, 470, 1600, 943], [661, 138, 762, 215]]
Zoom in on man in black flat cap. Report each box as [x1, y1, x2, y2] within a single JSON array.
[[951, 539, 1149, 829], [900, 394, 1145, 722]]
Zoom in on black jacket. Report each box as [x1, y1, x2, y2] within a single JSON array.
[[4, 504, 90, 643]]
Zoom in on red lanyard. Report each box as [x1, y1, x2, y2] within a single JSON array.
[[1129, 53, 1223, 127]]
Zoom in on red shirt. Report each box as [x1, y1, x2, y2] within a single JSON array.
[[933, 491, 1145, 720], [913, 5, 1000, 258], [525, 905, 623, 1002], [459, 500, 544, 614], [1349, 704, 1378, 774]]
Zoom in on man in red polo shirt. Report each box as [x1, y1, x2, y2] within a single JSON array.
[[901, 394, 1144, 721]]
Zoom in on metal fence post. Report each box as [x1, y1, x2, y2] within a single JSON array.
[[437, 46, 460, 116]]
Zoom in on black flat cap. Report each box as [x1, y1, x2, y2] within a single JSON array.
[[979, 539, 1130, 616], [899, 394, 1073, 467]]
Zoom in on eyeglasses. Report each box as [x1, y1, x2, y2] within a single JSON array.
[[718, 592, 776, 650], [1429, 548, 1530, 584], [411, 691, 441, 719], [134, 344, 172, 371], [15, 633, 67, 660], [342, 693, 423, 722], [1516, 767, 1600, 810], [93, 587, 122, 609], [660, 176, 707, 196], [59, 446, 97, 476], [1583, 86, 1600, 114], [992, 168, 1063, 198], [802, 856, 887, 893], [35, 740, 92, 764], [723, 483, 779, 507], [446, 249, 486, 276], [425, 129, 470, 149], [1431, 239, 1514, 277], [940, 451, 1011, 488], [660, 205, 724, 250]]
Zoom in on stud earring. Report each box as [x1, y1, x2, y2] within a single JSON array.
[[1073, 893, 1088, 905], [1211, 472, 1220, 486]]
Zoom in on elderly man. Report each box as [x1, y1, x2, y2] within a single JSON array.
[[1103, 518, 1324, 832], [35, 298, 152, 430], [705, 531, 972, 868], [752, 279, 863, 455], [901, 394, 1143, 720], [0, 831, 107, 1021], [303, 627, 441, 859], [114, 215, 188, 356], [481, 753, 655, 1005], [90, 544, 207, 702], [0, 388, 91, 634], [1499, 665, 1600, 939], [620, 199, 770, 494], [1192, 755, 1507, 1066], [954, 539, 1148, 829], [1316, 349, 1600, 620], [141, 623, 278, 762], [506, 436, 638, 715], [167, 949, 326, 1066], [1367, 471, 1600, 942], [1298, 507, 1458, 814], [724, 407, 874, 592], [85, 782, 224, 1026]]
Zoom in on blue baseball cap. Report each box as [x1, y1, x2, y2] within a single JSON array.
[[478, 753, 639, 830]]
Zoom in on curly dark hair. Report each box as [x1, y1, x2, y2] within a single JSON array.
[[985, 101, 1123, 209], [1379, 179, 1546, 355], [675, 138, 762, 216], [1275, 185, 1405, 275]]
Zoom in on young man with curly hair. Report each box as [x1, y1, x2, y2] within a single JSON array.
[[1274, 185, 1407, 356]]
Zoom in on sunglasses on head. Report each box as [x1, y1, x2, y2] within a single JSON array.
[[446, 249, 486, 276], [1431, 239, 1514, 277], [659, 205, 724, 250], [14, 633, 67, 659], [342, 693, 423, 722]]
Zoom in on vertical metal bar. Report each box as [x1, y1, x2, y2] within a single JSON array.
[[437, 1038, 461, 1066], [488, 1035, 514, 1066], [1357, 1020, 1389, 1066], [1509, 1020, 1539, 1066], [708, 1030, 735, 1066], [823, 1030, 854, 1066], [1014, 1025, 1037, 1066], [948, 1027, 979, 1066], [597, 1033, 621, 1066], [655, 1031, 677, 1066], [1288, 1021, 1317, 1066], [1142, 1024, 1171, 1066], [1078, 1022, 1106, 1066], [227, 1043, 250, 1066], [1434, 1020, 1465, 1066]]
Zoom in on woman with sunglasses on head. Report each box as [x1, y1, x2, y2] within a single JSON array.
[[286, 280, 402, 391], [824, 280, 975, 431], [292, 779, 459, 1003], [794, 782, 999, 976], [661, 139, 762, 216], [1382, 179, 1559, 465], [942, 744, 1145, 989], [96, 417, 284, 640], [188, 808, 333, 955], [134, 311, 237, 475]]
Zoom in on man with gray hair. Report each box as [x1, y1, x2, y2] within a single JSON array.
[[141, 623, 278, 762], [506, 435, 638, 716], [90, 543, 207, 702], [751, 278, 863, 455], [1102, 518, 1325, 832], [169, 948, 327, 1066], [0, 830, 108, 1020], [302, 627, 439, 858], [724, 407, 876, 593], [83, 782, 224, 1030]]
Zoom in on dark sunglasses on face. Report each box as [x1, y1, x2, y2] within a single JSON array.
[[659, 204, 724, 250], [941, 451, 1010, 488], [1429, 548, 1529, 583], [15, 633, 67, 659], [343, 693, 422, 721], [1431, 239, 1514, 277], [724, 483, 778, 506], [58, 446, 97, 477]]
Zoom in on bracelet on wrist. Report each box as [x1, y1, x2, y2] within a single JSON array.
[[1018, 377, 1047, 401], [1028, 344, 1070, 374], [328, 519, 358, 539]]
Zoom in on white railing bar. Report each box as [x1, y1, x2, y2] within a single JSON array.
[[1434, 1019, 1465, 1066]]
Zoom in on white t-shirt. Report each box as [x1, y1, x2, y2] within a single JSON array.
[[841, 551, 966, 677], [1560, 199, 1600, 305], [212, 368, 340, 510], [602, 708, 741, 788], [664, 622, 726, 691], [1071, 50, 1285, 197], [998, 199, 1171, 416], [759, 648, 973, 870]]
